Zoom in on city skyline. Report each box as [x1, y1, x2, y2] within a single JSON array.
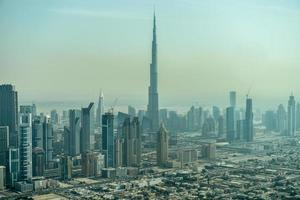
[[1, 0, 300, 107]]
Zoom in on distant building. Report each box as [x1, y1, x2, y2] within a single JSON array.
[[178, 149, 198, 165], [32, 147, 45, 177], [96, 91, 104, 130], [102, 112, 114, 168], [226, 106, 235, 143], [244, 98, 254, 142], [277, 104, 287, 135], [157, 123, 168, 167], [202, 143, 216, 160], [43, 117, 53, 168], [64, 109, 80, 156], [19, 113, 32, 181], [128, 105, 136, 118], [0, 84, 18, 148], [81, 151, 103, 177], [187, 106, 196, 131], [229, 91, 236, 107], [0, 166, 5, 190], [287, 94, 296, 136], [217, 116, 224, 137], [236, 119, 245, 140], [32, 118, 43, 149], [81, 103, 94, 153], [0, 127, 9, 168], [60, 155, 72, 180], [8, 148, 19, 187], [122, 117, 141, 167], [296, 103, 300, 131], [50, 110, 59, 125]]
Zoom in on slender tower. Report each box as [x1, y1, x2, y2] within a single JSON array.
[[147, 12, 159, 131]]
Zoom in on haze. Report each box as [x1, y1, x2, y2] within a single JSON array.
[[0, 0, 299, 109]]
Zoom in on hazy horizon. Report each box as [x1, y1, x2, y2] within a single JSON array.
[[1, 0, 300, 109]]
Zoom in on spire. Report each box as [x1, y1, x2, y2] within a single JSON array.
[[152, 13, 156, 47]]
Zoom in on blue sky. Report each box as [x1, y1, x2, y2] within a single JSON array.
[[0, 0, 300, 108]]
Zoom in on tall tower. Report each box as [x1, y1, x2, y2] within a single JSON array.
[[287, 94, 296, 136], [244, 97, 254, 142], [147, 12, 159, 131], [157, 123, 168, 167], [102, 112, 114, 168], [81, 103, 94, 153], [96, 91, 104, 129], [0, 84, 18, 148]]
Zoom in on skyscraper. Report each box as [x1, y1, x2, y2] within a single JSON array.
[[244, 97, 254, 142], [81, 103, 94, 153], [122, 117, 141, 167], [147, 13, 159, 131], [0, 127, 9, 167], [32, 147, 44, 177], [102, 112, 114, 168], [19, 113, 32, 181], [64, 109, 80, 156], [229, 91, 236, 107], [96, 91, 104, 129], [277, 104, 287, 134], [128, 105, 136, 118], [287, 94, 296, 136], [0, 126, 9, 186], [32, 118, 43, 149], [43, 117, 53, 167], [226, 106, 235, 143], [157, 123, 168, 167], [0, 84, 18, 148]]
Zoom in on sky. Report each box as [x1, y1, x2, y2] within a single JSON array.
[[0, 0, 300, 110]]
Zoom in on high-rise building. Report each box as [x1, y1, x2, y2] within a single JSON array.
[[187, 106, 196, 131], [212, 106, 221, 121], [64, 109, 80, 156], [157, 123, 168, 167], [236, 119, 245, 140], [296, 103, 300, 131], [81, 151, 102, 177], [43, 117, 53, 167], [0, 127, 9, 167], [147, 13, 159, 132], [0, 166, 5, 190], [32, 118, 43, 149], [244, 98, 254, 142], [50, 110, 59, 125], [201, 143, 216, 160], [60, 155, 72, 180], [0, 84, 18, 148], [0, 127, 9, 187], [96, 91, 104, 129], [122, 117, 141, 167], [102, 112, 114, 168], [128, 105, 136, 118], [217, 116, 224, 137], [8, 148, 19, 187], [277, 104, 287, 134], [20, 105, 33, 114], [81, 103, 94, 153], [287, 94, 296, 136], [32, 147, 44, 177], [226, 106, 235, 143], [229, 91, 236, 107], [19, 113, 32, 181]]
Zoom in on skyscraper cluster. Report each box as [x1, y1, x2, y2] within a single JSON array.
[[262, 94, 298, 136]]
